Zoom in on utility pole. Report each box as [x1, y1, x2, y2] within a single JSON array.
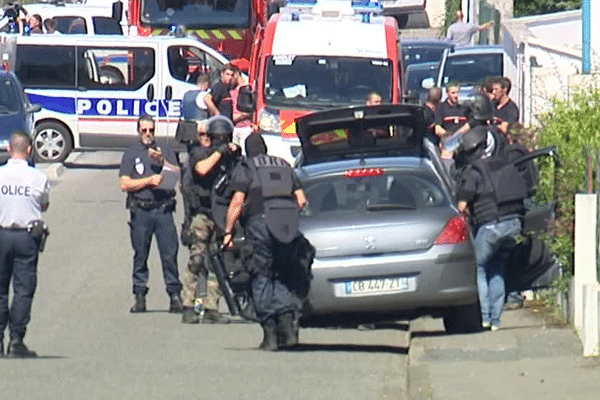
[[582, 0, 590, 74]]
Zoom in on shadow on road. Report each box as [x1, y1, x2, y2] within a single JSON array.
[[289, 343, 408, 355], [63, 162, 120, 170]]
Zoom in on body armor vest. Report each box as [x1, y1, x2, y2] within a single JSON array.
[[247, 155, 298, 243]]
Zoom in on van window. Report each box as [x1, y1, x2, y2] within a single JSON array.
[[167, 45, 222, 85], [92, 17, 123, 35], [54, 16, 87, 34], [442, 53, 503, 86], [77, 47, 155, 90], [16, 45, 77, 89]]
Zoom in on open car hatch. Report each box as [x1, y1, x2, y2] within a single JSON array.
[[295, 104, 425, 165]]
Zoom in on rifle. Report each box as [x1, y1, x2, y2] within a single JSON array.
[[207, 241, 258, 321]]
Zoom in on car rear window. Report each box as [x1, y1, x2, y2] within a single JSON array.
[[302, 169, 449, 217], [0, 76, 19, 113], [442, 53, 503, 86]]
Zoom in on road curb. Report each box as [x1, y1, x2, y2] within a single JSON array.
[[407, 318, 434, 400], [42, 163, 65, 181]]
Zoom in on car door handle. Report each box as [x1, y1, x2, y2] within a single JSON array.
[[165, 86, 172, 101]]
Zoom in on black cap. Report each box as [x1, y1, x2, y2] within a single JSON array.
[[245, 134, 267, 158], [470, 93, 493, 121]]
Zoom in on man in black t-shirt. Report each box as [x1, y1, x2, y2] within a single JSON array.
[[491, 77, 519, 135], [434, 83, 470, 166], [424, 87, 442, 148], [204, 64, 236, 120]]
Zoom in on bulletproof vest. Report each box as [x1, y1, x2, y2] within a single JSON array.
[[469, 153, 528, 225], [180, 147, 213, 216], [247, 155, 298, 243], [211, 152, 241, 230]]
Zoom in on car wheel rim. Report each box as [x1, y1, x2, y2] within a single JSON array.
[[35, 128, 65, 161]]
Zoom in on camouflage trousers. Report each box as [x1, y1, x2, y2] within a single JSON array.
[[181, 213, 222, 310]]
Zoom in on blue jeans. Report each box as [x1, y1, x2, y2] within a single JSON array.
[[474, 217, 521, 327]]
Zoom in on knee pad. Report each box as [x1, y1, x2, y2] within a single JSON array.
[[188, 254, 204, 274]]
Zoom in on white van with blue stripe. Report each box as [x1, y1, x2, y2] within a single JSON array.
[[1, 34, 230, 162]]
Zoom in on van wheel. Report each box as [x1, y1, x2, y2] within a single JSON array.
[[34, 122, 73, 163], [443, 302, 482, 334]]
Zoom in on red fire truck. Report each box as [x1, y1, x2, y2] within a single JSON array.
[[127, 0, 269, 61]]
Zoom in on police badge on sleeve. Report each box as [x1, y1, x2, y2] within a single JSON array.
[[135, 157, 144, 175]]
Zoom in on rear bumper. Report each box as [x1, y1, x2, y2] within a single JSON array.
[[306, 242, 477, 317]]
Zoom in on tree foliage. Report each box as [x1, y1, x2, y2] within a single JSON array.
[[514, 0, 582, 18], [534, 88, 600, 277]]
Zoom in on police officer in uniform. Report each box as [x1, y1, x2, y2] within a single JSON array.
[[455, 126, 524, 331], [223, 134, 308, 351], [0, 132, 50, 358], [119, 114, 183, 313], [180, 116, 240, 324]]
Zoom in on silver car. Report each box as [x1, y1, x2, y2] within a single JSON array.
[[294, 104, 480, 333]]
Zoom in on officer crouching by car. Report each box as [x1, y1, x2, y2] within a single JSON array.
[[180, 116, 241, 324], [222, 134, 313, 351], [0, 132, 50, 358], [455, 125, 525, 332]]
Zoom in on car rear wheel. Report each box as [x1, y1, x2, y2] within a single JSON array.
[[34, 121, 73, 163], [443, 302, 482, 334]]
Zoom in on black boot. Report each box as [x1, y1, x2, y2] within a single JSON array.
[[277, 312, 298, 349], [6, 337, 37, 358], [130, 293, 146, 313], [259, 319, 278, 351], [169, 293, 183, 313], [181, 306, 200, 324], [0, 340, 3, 358]]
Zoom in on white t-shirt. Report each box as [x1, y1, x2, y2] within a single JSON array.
[[195, 89, 210, 110], [0, 159, 50, 228]]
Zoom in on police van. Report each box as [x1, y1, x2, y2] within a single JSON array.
[[0, 34, 231, 162], [242, 0, 404, 164]]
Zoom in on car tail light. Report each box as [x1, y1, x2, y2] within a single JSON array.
[[344, 168, 384, 178], [434, 216, 469, 245]]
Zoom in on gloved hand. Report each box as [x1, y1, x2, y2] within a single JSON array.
[[215, 143, 230, 155]]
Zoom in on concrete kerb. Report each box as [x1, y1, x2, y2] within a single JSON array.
[[39, 152, 84, 181]]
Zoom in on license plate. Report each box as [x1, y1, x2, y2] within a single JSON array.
[[336, 276, 417, 297]]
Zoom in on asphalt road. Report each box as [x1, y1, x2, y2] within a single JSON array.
[[0, 151, 410, 400]]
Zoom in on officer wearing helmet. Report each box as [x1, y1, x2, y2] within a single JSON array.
[[180, 115, 241, 324], [448, 92, 506, 176], [455, 125, 524, 331], [222, 134, 312, 351]]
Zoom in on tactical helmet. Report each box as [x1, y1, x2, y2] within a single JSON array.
[[459, 125, 488, 153], [207, 115, 234, 146], [470, 92, 493, 121]]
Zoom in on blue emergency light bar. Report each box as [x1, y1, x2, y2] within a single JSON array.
[[285, 0, 383, 12], [351, 0, 384, 13]]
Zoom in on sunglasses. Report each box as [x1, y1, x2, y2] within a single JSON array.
[[140, 128, 155, 133]]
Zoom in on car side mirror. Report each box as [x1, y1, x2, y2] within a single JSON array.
[[421, 78, 435, 89], [27, 104, 42, 113], [112, 1, 123, 21], [237, 84, 255, 113]]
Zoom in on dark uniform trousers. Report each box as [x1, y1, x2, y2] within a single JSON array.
[[129, 206, 181, 296], [245, 217, 295, 323], [0, 230, 39, 340]]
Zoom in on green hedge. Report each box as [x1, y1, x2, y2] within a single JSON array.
[[535, 88, 600, 279]]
